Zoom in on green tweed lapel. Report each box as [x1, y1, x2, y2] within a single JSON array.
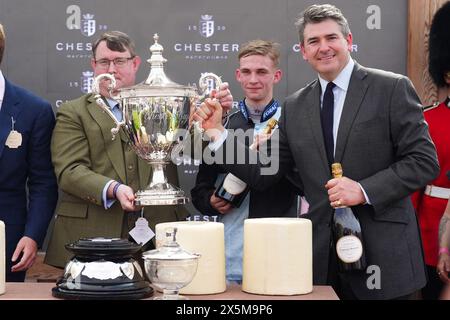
[[86, 94, 127, 183]]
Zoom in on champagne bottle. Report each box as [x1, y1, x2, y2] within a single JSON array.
[[331, 163, 367, 272], [214, 119, 278, 208]]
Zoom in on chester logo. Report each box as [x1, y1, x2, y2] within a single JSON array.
[[199, 15, 214, 38], [188, 14, 226, 38], [81, 71, 94, 93]]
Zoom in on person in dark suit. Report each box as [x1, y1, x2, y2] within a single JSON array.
[[0, 23, 58, 281], [191, 40, 298, 283], [194, 4, 439, 299]]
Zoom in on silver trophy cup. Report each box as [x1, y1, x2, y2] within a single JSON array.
[[92, 34, 221, 206]]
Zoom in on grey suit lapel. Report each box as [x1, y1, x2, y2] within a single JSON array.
[[335, 63, 368, 163], [86, 94, 127, 183], [306, 80, 330, 173]]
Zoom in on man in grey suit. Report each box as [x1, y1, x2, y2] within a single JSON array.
[[194, 4, 439, 299]]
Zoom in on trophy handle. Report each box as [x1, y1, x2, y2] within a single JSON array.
[[198, 72, 222, 102], [92, 73, 125, 140]]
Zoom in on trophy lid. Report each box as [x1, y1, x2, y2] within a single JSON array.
[[115, 34, 197, 99], [142, 227, 200, 261], [65, 237, 142, 257]]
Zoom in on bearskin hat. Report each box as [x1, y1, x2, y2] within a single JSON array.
[[428, 1, 450, 87]]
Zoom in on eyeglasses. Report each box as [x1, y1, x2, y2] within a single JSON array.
[[95, 56, 135, 69]]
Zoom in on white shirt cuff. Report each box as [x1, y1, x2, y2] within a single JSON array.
[[103, 180, 116, 209], [358, 183, 371, 205]]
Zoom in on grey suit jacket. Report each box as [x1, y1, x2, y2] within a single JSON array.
[[219, 62, 439, 299]]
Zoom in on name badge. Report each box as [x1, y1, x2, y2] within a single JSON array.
[[5, 130, 22, 148]]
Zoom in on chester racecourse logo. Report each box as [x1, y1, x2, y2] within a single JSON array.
[[56, 5, 108, 59], [66, 70, 94, 93], [176, 14, 238, 61], [188, 14, 226, 38], [198, 15, 216, 38]]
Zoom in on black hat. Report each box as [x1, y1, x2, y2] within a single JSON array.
[[428, 1, 450, 87]]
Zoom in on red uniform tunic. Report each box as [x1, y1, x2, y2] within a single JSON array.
[[412, 99, 450, 266]]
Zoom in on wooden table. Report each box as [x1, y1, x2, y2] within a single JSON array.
[[0, 283, 338, 300]]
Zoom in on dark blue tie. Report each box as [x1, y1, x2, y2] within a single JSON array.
[[321, 82, 336, 166]]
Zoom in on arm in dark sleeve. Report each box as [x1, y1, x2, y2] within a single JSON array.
[[284, 167, 304, 196], [214, 106, 294, 191], [359, 76, 439, 214], [25, 103, 58, 246]]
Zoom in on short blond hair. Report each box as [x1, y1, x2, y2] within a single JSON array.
[[238, 39, 280, 68]]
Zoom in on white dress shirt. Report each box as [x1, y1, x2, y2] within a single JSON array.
[[0, 70, 5, 111], [318, 59, 370, 204], [318, 58, 355, 156]]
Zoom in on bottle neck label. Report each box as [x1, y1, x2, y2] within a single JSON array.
[[223, 173, 247, 195], [336, 235, 363, 263]]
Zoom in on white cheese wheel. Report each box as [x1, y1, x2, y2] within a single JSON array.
[[155, 221, 226, 294], [242, 218, 313, 295]]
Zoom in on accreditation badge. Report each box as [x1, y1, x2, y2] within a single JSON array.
[[5, 130, 22, 148]]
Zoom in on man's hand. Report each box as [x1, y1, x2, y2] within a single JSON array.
[[115, 184, 139, 212], [211, 82, 233, 116], [250, 132, 272, 151], [210, 194, 232, 214], [193, 98, 225, 141], [190, 82, 232, 132], [437, 252, 450, 284], [325, 177, 365, 208], [11, 236, 38, 272]]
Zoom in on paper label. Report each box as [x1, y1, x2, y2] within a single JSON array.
[[82, 261, 122, 280], [336, 235, 363, 263], [129, 217, 155, 245], [223, 173, 247, 195]]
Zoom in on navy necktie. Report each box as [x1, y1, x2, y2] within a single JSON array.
[[321, 82, 336, 166]]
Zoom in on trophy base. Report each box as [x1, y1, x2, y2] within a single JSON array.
[[135, 185, 189, 206]]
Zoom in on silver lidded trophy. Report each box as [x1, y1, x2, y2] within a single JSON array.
[[143, 227, 201, 300], [92, 34, 221, 206]]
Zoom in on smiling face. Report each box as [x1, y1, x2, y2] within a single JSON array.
[[300, 18, 352, 81], [235, 54, 282, 107]]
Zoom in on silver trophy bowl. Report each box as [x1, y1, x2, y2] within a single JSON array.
[[92, 34, 221, 206], [143, 227, 200, 300]]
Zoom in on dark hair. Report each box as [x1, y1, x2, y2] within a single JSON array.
[[428, 2, 450, 87], [92, 30, 136, 59], [295, 4, 351, 44], [0, 23, 5, 65], [238, 39, 281, 68]]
